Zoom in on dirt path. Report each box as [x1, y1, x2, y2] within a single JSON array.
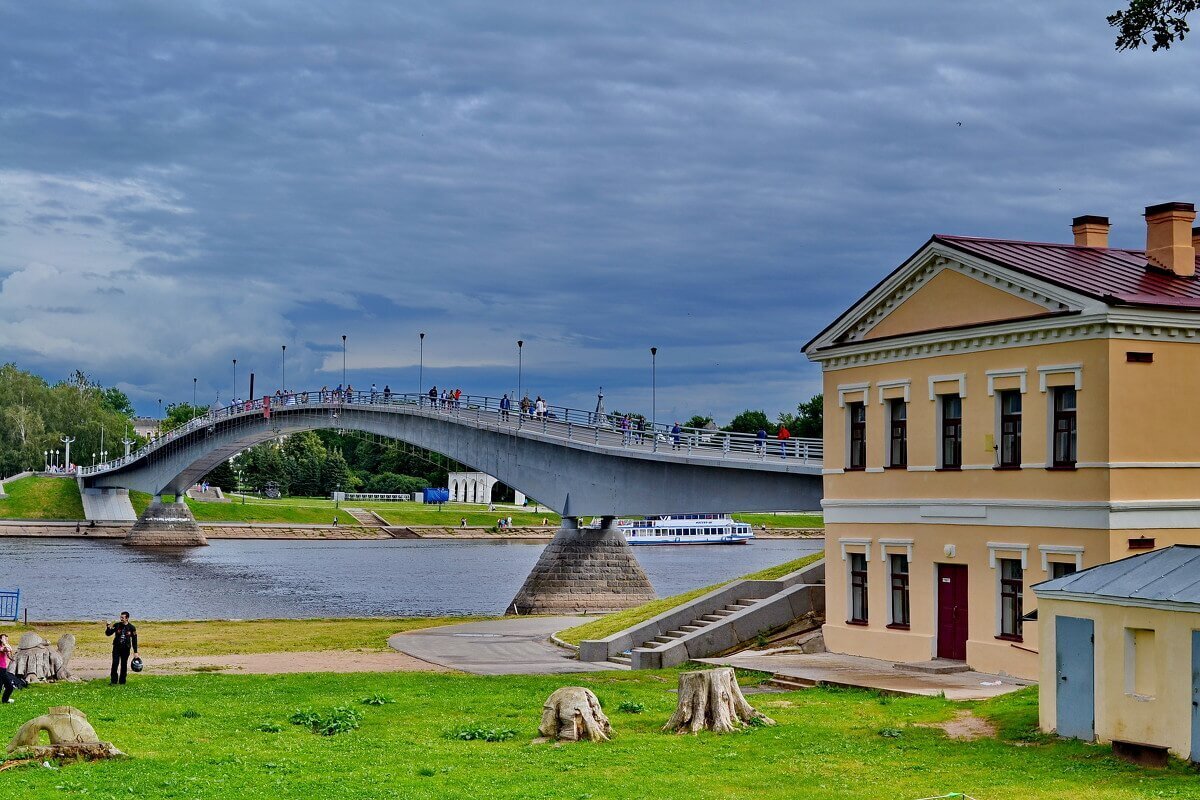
[[71, 650, 450, 679]]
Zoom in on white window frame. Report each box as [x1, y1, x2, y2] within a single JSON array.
[[988, 543, 1029, 638], [1038, 544, 1084, 572], [881, 538, 914, 628]]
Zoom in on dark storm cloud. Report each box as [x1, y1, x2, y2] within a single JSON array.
[[1, 1, 1198, 419]]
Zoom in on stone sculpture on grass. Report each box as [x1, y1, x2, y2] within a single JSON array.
[[7, 706, 123, 761], [12, 632, 75, 682], [537, 686, 613, 743], [663, 667, 775, 734]]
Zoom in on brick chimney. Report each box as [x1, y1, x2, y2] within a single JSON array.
[[1071, 215, 1110, 248], [1193, 226, 1200, 251], [1145, 202, 1197, 277]]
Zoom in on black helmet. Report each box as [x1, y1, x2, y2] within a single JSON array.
[[130, 656, 144, 673]]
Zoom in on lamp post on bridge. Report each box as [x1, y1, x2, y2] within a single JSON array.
[[281, 345, 286, 394], [193, 377, 197, 409], [419, 332, 425, 395], [517, 339, 524, 406], [232, 358, 238, 404], [341, 335, 347, 392], [650, 346, 657, 432]]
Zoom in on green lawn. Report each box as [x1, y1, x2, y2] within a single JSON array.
[[557, 553, 824, 645], [129, 492, 361, 526], [14, 617, 488, 659], [0, 475, 85, 519], [0, 674, 1191, 798], [733, 512, 823, 529], [214, 495, 559, 528]]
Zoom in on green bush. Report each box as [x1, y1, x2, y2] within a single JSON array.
[[447, 724, 517, 742], [360, 693, 395, 706], [617, 701, 645, 714]]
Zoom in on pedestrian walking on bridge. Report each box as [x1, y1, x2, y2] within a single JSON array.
[[778, 425, 791, 458]]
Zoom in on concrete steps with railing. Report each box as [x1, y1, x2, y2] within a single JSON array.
[[580, 559, 825, 670], [344, 507, 389, 527]]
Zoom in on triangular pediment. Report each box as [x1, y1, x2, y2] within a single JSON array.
[[805, 240, 1095, 354], [861, 268, 1049, 341]]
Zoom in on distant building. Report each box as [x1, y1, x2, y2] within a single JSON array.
[[131, 416, 160, 438], [448, 471, 525, 505], [804, 202, 1200, 680]]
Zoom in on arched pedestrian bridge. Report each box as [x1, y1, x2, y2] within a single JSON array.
[[79, 391, 824, 616], [80, 392, 823, 517]]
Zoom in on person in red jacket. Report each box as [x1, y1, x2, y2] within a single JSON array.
[[778, 425, 792, 458]]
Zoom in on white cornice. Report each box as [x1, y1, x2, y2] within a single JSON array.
[[823, 496, 1200, 530]]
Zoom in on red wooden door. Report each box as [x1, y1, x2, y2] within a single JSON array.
[[937, 564, 968, 661]]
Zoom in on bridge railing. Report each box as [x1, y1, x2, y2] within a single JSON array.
[[78, 390, 823, 477]]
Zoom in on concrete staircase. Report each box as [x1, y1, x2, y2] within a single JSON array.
[[602, 597, 767, 668], [186, 485, 229, 503], [345, 507, 389, 527], [580, 558, 825, 670], [80, 487, 137, 521]]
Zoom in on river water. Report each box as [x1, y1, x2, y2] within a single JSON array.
[[1, 538, 822, 621]]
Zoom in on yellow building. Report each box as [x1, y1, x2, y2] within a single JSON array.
[[1033, 545, 1200, 763], [803, 202, 1200, 679]]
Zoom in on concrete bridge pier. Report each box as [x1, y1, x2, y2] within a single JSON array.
[[507, 515, 655, 615], [125, 494, 208, 547]]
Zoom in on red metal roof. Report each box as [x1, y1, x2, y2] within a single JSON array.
[[935, 234, 1200, 310]]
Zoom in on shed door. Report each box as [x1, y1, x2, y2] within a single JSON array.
[[936, 564, 968, 661], [1192, 631, 1200, 762], [1055, 615, 1095, 742]]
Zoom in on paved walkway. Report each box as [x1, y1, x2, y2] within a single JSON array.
[[389, 616, 608, 675], [698, 651, 1033, 700], [72, 649, 447, 679]]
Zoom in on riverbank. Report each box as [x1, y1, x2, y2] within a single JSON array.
[[0, 519, 822, 540]]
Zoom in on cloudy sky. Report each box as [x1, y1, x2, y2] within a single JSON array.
[[2, 1, 1198, 422]]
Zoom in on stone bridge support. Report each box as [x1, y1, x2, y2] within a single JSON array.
[[125, 496, 207, 547], [508, 516, 655, 615]]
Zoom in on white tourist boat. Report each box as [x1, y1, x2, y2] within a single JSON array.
[[616, 514, 754, 545]]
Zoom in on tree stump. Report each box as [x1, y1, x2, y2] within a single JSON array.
[[662, 668, 775, 734], [7, 706, 123, 761], [538, 687, 613, 743]]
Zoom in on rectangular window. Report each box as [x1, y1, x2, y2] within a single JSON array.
[[1125, 628, 1157, 698], [848, 402, 867, 470], [998, 558, 1023, 640], [1052, 387, 1077, 467], [848, 552, 868, 624], [888, 553, 910, 628], [1051, 561, 1077, 580], [888, 399, 907, 468], [998, 390, 1022, 468], [940, 394, 962, 469]]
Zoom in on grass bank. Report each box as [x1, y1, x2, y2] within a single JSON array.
[[732, 512, 823, 529], [12, 617, 489, 659], [557, 553, 823, 645], [0, 475, 85, 520], [130, 491, 362, 526], [0, 674, 1190, 799]]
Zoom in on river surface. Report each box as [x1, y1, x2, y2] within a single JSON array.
[[0, 538, 822, 620]]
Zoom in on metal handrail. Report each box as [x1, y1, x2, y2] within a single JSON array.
[[78, 390, 823, 477]]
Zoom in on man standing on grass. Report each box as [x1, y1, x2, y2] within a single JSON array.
[[105, 611, 139, 685]]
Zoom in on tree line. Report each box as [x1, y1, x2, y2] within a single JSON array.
[[0, 363, 141, 477]]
